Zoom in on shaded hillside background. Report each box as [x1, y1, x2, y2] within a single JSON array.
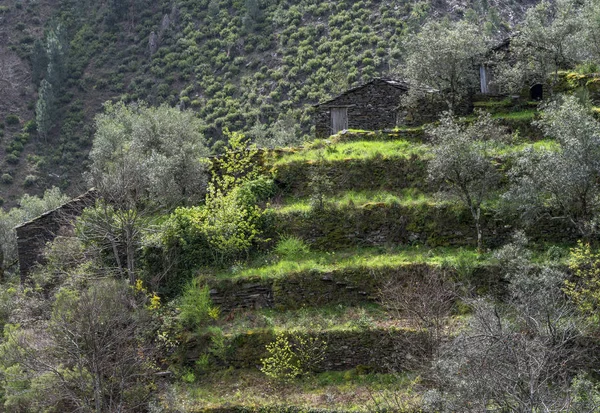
[[0, 0, 536, 206]]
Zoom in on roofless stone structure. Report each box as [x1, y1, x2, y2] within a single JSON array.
[[15, 189, 97, 283]]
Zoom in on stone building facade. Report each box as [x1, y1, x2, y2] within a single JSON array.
[[15, 189, 97, 283], [314, 78, 441, 139]]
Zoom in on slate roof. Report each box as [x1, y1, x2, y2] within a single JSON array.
[[314, 77, 436, 107]]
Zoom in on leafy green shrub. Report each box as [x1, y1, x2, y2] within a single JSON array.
[[1, 174, 13, 184], [23, 175, 37, 187], [261, 332, 327, 383], [5, 154, 18, 164], [5, 115, 19, 126], [178, 279, 219, 329], [22, 120, 36, 133]]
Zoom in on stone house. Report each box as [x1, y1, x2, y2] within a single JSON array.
[[478, 37, 545, 101], [313, 78, 440, 139], [15, 189, 97, 283]]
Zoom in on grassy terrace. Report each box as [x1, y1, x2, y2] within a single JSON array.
[[270, 138, 559, 167], [214, 304, 404, 335], [164, 370, 421, 412], [211, 246, 484, 280], [272, 140, 429, 164], [272, 189, 436, 214]]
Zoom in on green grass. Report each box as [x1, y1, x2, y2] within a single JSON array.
[[494, 139, 560, 156], [473, 97, 513, 108], [272, 189, 436, 214], [214, 304, 390, 335], [213, 240, 571, 281], [215, 245, 485, 280], [492, 109, 537, 121], [161, 369, 422, 412], [274, 140, 429, 165]]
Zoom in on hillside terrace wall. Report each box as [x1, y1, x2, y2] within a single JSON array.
[[15, 189, 97, 283]]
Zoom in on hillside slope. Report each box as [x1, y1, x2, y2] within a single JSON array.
[[0, 0, 536, 205]]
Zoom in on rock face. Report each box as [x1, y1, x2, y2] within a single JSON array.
[[15, 189, 97, 283], [314, 78, 444, 138]]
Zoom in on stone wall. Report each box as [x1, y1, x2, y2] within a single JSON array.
[[209, 264, 505, 312], [183, 328, 429, 373], [15, 189, 97, 282], [314, 79, 447, 139]]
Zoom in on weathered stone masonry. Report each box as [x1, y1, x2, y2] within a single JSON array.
[[15, 189, 97, 283], [314, 78, 444, 139]]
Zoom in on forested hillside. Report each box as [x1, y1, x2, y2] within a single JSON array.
[[0, 0, 529, 204]]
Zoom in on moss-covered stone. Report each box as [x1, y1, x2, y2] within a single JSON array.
[[274, 156, 428, 197], [184, 328, 429, 373]]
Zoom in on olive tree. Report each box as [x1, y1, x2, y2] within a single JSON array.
[[494, 0, 583, 95], [84, 101, 210, 284], [425, 238, 588, 413], [87, 101, 210, 208], [503, 96, 600, 240], [428, 112, 504, 251], [402, 19, 486, 111]]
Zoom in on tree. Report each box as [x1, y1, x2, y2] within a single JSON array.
[[88, 101, 210, 208], [0, 279, 157, 412], [84, 101, 210, 285], [45, 24, 68, 87], [428, 112, 504, 251], [201, 130, 269, 264], [503, 96, 600, 240], [425, 238, 586, 412], [378, 267, 455, 360], [494, 0, 583, 95], [35, 79, 54, 140], [582, 0, 600, 63], [402, 19, 486, 111], [30, 39, 48, 87]]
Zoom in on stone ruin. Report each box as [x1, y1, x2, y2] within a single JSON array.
[[15, 189, 97, 283]]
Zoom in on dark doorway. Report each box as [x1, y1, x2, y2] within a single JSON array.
[[530, 84, 543, 101]]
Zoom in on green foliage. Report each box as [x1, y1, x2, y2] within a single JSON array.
[[564, 241, 600, 322], [179, 278, 219, 329], [0, 174, 13, 184], [203, 185, 267, 264], [308, 149, 333, 210], [4, 115, 19, 126], [88, 101, 210, 208], [36, 79, 54, 139], [22, 120, 36, 134], [260, 332, 327, 383]]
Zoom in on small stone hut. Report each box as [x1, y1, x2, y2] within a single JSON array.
[[15, 189, 97, 283], [313, 78, 440, 138]]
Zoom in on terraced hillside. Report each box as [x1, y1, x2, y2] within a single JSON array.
[[0, 0, 537, 206], [160, 103, 581, 412]]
